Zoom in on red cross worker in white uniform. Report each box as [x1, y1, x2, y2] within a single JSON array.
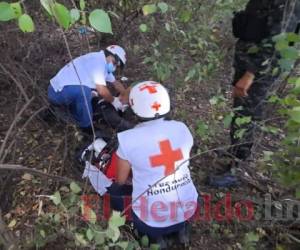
[[107, 81, 199, 247]]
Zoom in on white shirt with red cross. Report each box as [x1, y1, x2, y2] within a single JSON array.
[[117, 118, 198, 228]]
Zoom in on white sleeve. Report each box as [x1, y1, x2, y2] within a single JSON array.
[[182, 123, 194, 148], [93, 72, 106, 86], [116, 144, 128, 160], [105, 73, 116, 83], [91, 63, 107, 86], [116, 134, 129, 160]]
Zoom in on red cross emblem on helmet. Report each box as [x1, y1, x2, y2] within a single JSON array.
[[139, 82, 159, 94], [151, 102, 161, 111]]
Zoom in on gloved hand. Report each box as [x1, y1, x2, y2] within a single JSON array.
[[111, 97, 124, 111], [91, 90, 99, 98]]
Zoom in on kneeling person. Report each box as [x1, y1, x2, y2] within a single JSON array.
[[48, 45, 132, 134], [115, 81, 198, 243]]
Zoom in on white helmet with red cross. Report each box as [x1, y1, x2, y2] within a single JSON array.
[[129, 81, 170, 119], [106, 45, 126, 66]]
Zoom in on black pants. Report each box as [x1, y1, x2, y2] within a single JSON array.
[[92, 99, 134, 132], [230, 70, 277, 160]]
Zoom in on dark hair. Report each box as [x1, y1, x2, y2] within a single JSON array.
[[104, 49, 124, 69]]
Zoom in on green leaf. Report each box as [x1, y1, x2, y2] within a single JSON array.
[[139, 23, 147, 32], [235, 116, 251, 126], [141, 235, 149, 247], [94, 231, 105, 245], [0, 2, 16, 21], [108, 210, 125, 229], [127, 241, 139, 250], [280, 47, 299, 60], [18, 14, 35, 32], [142, 4, 157, 16], [245, 232, 260, 242], [7, 219, 17, 228], [165, 22, 170, 31], [275, 39, 289, 51], [150, 243, 160, 250], [106, 227, 120, 243], [262, 126, 280, 134], [223, 113, 233, 129], [54, 213, 60, 223], [117, 241, 128, 249], [75, 233, 88, 246], [86, 228, 94, 241], [86, 208, 97, 224], [79, 0, 85, 11], [52, 3, 71, 29], [70, 181, 81, 194], [40, 0, 53, 16], [289, 107, 300, 123], [272, 67, 279, 76], [179, 10, 192, 23], [50, 191, 61, 205], [279, 59, 294, 71], [247, 45, 259, 54], [157, 2, 168, 13], [184, 68, 196, 82], [10, 2, 22, 18], [209, 95, 225, 106], [40, 230, 46, 238], [234, 128, 247, 139], [196, 120, 209, 138], [295, 188, 300, 199], [209, 96, 218, 105], [288, 77, 300, 85], [70, 8, 80, 24], [89, 9, 112, 34], [287, 32, 300, 43], [268, 95, 280, 103], [263, 151, 274, 161], [272, 33, 287, 42]]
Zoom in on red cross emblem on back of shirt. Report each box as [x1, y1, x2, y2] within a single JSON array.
[[150, 140, 184, 176], [139, 83, 158, 94]]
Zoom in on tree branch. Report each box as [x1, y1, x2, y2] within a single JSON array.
[[0, 164, 73, 184], [0, 97, 35, 162]]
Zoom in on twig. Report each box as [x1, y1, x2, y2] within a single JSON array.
[[18, 63, 49, 105], [0, 97, 34, 162], [286, 233, 300, 244], [0, 63, 30, 103], [0, 164, 73, 183], [0, 104, 46, 163]]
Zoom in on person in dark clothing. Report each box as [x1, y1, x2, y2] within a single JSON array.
[[230, 0, 300, 161], [209, 0, 300, 187]]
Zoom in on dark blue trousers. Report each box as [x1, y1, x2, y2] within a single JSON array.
[[48, 84, 93, 128]]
